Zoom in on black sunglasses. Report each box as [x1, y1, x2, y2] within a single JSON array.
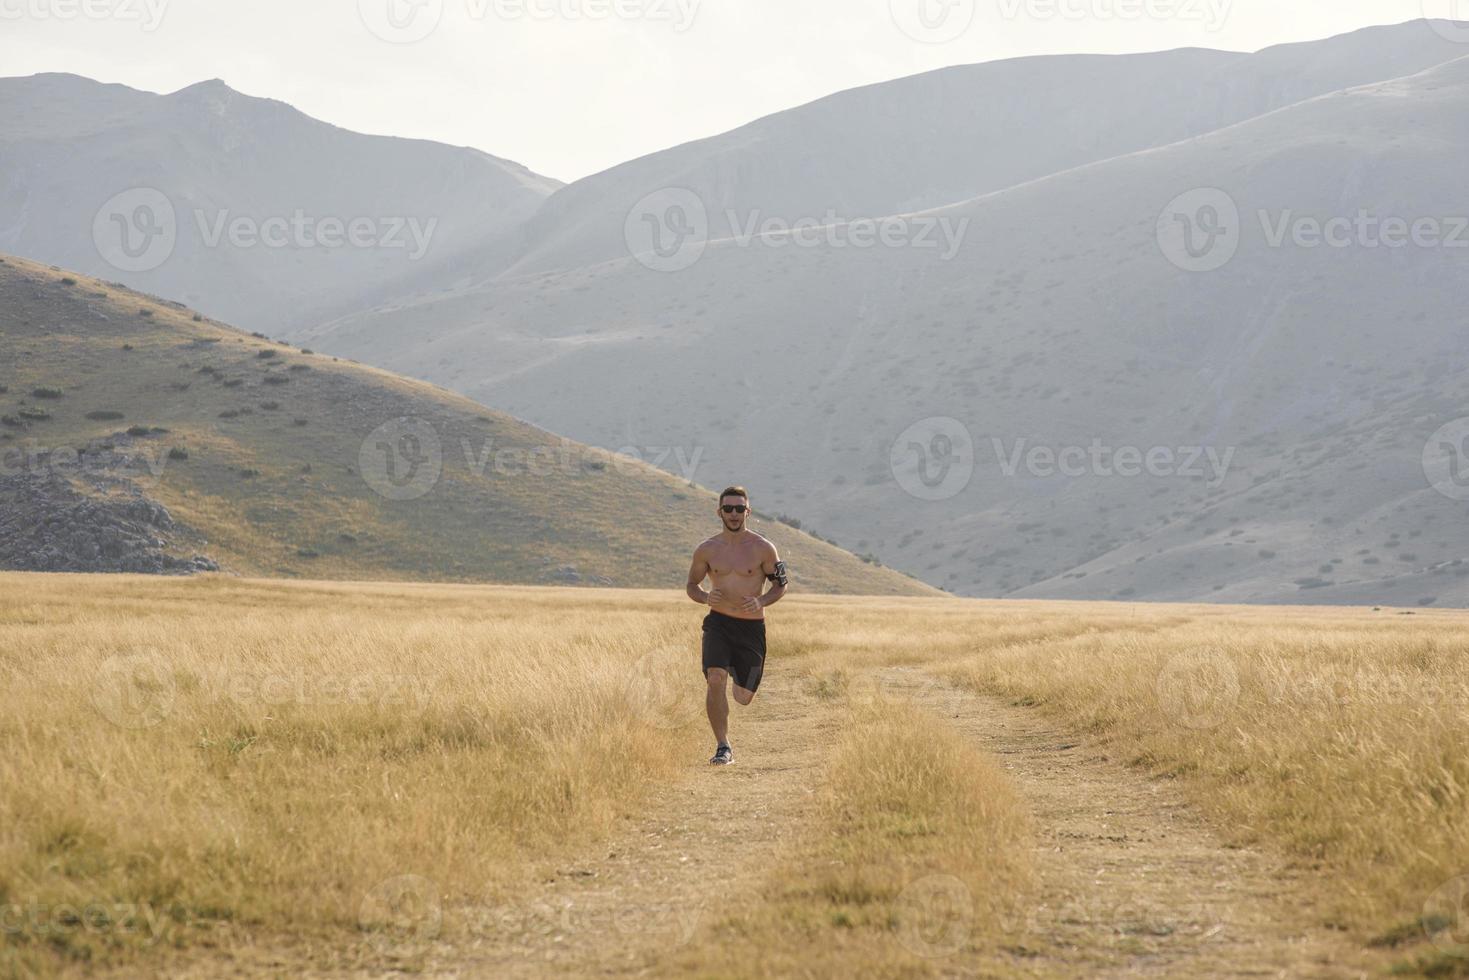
[[721, 504, 748, 514]]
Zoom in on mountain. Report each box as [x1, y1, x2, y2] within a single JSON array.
[[487, 19, 1469, 277], [0, 253, 935, 596], [0, 74, 560, 334], [298, 48, 1469, 606]]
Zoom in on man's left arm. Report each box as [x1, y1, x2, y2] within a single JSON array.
[[758, 544, 787, 609]]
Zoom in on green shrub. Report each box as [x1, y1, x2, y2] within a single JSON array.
[[86, 411, 125, 421]]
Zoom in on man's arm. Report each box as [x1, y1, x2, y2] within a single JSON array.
[[757, 542, 787, 609], [686, 545, 716, 605]]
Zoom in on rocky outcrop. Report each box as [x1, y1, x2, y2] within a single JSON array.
[[0, 466, 217, 575]]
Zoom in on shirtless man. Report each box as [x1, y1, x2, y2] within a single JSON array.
[[685, 486, 788, 765]]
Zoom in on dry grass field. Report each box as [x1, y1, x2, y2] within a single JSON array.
[[3, 573, 1468, 978]]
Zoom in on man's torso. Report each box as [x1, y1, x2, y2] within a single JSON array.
[[705, 532, 769, 621]]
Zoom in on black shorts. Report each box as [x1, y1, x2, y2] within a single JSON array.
[[702, 611, 767, 694]]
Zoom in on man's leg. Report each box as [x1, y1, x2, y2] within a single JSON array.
[[732, 685, 755, 706], [705, 668, 730, 746]]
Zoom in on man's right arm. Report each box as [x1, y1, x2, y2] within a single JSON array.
[[686, 546, 711, 605]]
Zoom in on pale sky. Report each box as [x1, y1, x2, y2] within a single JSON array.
[[0, 0, 1459, 181]]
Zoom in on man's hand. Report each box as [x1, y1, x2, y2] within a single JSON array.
[[739, 594, 762, 614], [707, 588, 726, 607]]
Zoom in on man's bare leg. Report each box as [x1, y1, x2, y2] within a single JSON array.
[[706, 668, 730, 746]]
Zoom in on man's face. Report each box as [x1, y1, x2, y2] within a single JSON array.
[[719, 495, 748, 531]]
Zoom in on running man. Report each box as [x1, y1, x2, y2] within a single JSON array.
[[685, 486, 788, 765]]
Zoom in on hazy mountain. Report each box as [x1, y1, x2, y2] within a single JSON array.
[[299, 49, 1469, 606], [489, 19, 1469, 277], [0, 74, 560, 334], [0, 253, 933, 595]]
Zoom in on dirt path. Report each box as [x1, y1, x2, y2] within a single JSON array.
[[881, 667, 1392, 979], [152, 666, 1394, 979], [434, 679, 837, 978]]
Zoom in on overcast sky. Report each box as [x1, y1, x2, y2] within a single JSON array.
[[0, 0, 1459, 181]]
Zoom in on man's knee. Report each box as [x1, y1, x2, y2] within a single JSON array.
[[706, 668, 729, 690], [732, 686, 755, 706]]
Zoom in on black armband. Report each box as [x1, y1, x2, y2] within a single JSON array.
[[767, 561, 788, 587]]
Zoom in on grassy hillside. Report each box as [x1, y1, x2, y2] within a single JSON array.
[[0, 253, 935, 596]]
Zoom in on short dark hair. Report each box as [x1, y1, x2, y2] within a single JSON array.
[[720, 485, 749, 503]]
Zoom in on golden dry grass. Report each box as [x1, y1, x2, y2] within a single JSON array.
[[3, 576, 1468, 977]]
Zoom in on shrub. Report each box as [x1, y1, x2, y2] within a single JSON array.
[[238, 468, 260, 479], [192, 314, 203, 322], [17, 408, 50, 421], [257, 350, 277, 360], [222, 379, 244, 388], [219, 410, 241, 419], [60, 277, 77, 286], [168, 448, 189, 461], [292, 418, 309, 427], [263, 376, 289, 386], [139, 309, 153, 318], [1, 416, 23, 428], [300, 349, 314, 355], [288, 364, 310, 372], [86, 411, 125, 421], [126, 426, 152, 437], [31, 387, 63, 399], [260, 401, 280, 411]]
